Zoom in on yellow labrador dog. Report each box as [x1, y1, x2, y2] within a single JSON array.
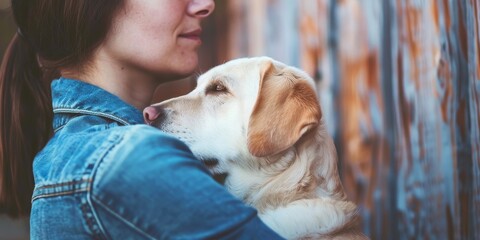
[[144, 57, 367, 239]]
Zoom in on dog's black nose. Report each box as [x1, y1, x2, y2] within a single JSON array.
[[143, 105, 163, 125]]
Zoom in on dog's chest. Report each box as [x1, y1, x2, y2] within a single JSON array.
[[225, 167, 268, 202]]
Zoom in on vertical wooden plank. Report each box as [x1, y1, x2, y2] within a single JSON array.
[[468, 0, 480, 237], [298, 0, 336, 133], [332, 1, 388, 239], [246, 0, 265, 56], [225, 0, 248, 59], [441, 0, 478, 238], [225, 0, 300, 65], [379, 0, 397, 239], [264, 0, 300, 66], [434, 0, 461, 238], [392, 0, 452, 238], [299, 0, 323, 77]]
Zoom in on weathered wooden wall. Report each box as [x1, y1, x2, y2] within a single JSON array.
[[218, 0, 479, 239]]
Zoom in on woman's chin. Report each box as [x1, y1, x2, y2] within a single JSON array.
[[170, 58, 199, 76], [149, 56, 199, 81], [153, 68, 198, 83], [173, 66, 199, 78]]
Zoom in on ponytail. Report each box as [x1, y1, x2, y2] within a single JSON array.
[[0, 33, 53, 218], [0, 0, 124, 218]]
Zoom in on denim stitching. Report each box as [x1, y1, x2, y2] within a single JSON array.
[[88, 132, 155, 240], [80, 197, 106, 240], [32, 179, 92, 202], [31, 188, 89, 202], [31, 179, 105, 239], [84, 132, 126, 239], [35, 179, 92, 189], [54, 108, 131, 126], [92, 195, 157, 240], [54, 124, 66, 133]]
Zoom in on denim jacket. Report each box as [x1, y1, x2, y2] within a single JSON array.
[[30, 78, 282, 240]]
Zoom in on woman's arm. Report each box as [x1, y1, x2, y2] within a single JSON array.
[[90, 126, 284, 239]]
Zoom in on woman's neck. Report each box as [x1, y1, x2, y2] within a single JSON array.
[[61, 53, 163, 111]]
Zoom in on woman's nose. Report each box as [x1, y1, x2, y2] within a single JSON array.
[[188, 0, 215, 18]]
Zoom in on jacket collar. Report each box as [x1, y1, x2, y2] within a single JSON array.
[[51, 77, 144, 128]]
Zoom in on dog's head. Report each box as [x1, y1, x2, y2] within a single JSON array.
[[144, 57, 321, 173]]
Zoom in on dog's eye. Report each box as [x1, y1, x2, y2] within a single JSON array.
[[216, 85, 226, 91], [206, 83, 228, 94]]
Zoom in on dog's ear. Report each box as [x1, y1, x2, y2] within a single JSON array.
[[247, 61, 322, 157]]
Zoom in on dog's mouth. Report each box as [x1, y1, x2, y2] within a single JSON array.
[[197, 157, 228, 174], [199, 158, 228, 184], [212, 173, 228, 185], [201, 158, 219, 168]]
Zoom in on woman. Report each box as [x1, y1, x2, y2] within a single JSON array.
[[0, 0, 283, 239]]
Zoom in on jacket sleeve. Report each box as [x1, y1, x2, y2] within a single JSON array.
[[90, 126, 284, 240]]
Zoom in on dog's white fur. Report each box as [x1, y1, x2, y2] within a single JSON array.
[[148, 57, 366, 239]]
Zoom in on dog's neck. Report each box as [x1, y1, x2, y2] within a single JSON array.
[[226, 123, 347, 212], [305, 124, 346, 200]]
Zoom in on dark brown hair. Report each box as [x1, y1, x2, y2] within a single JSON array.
[[0, 0, 124, 218]]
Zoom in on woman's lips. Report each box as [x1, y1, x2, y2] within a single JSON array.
[[179, 29, 202, 43]]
